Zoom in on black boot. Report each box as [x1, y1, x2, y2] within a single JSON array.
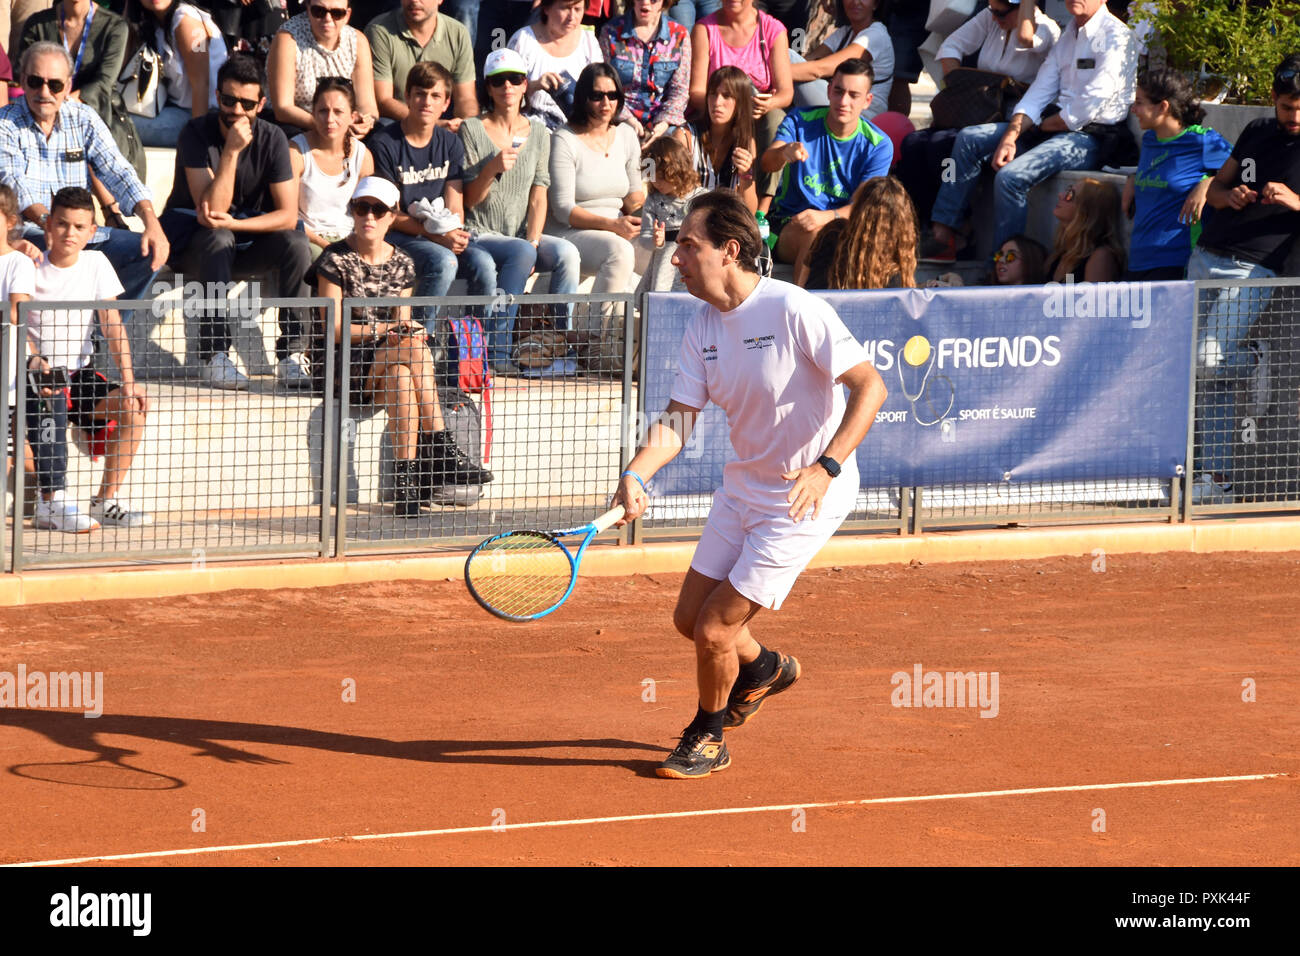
[[415, 432, 436, 505], [429, 430, 494, 486], [392, 458, 422, 518]]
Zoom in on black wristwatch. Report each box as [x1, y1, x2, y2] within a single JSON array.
[[817, 455, 841, 478]]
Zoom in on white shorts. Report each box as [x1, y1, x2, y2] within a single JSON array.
[[690, 488, 850, 610]]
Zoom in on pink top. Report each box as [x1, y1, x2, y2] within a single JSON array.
[[699, 11, 786, 94]]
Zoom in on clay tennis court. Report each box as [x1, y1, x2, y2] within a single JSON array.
[[0, 548, 1296, 867]]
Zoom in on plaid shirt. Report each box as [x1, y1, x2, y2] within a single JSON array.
[[599, 15, 691, 130], [0, 98, 152, 244]]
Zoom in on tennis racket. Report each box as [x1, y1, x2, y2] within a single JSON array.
[[464, 505, 625, 621]]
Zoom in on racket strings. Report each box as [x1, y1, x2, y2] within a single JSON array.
[[466, 534, 574, 618]]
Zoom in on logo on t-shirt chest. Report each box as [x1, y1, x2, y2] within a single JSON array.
[[702, 344, 718, 362], [743, 334, 777, 351]]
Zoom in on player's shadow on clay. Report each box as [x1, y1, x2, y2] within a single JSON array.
[[0, 709, 665, 788]]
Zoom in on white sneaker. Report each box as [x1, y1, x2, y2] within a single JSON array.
[[1191, 473, 1234, 505], [276, 352, 312, 389], [89, 496, 153, 527], [204, 352, 249, 390], [33, 490, 99, 534]]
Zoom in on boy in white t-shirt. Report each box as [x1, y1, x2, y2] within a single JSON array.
[[612, 190, 889, 779], [25, 187, 151, 533]]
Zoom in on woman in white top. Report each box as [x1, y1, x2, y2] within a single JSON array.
[[289, 77, 375, 258], [790, 0, 892, 118], [508, 0, 603, 131], [547, 64, 644, 368], [267, 0, 378, 137], [126, 0, 229, 146], [936, 0, 1059, 85]]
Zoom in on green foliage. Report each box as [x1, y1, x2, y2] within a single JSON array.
[[1145, 0, 1300, 104]]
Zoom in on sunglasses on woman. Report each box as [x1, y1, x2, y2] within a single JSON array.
[[309, 4, 348, 20], [350, 199, 391, 218], [487, 72, 527, 88], [218, 91, 260, 111], [25, 75, 66, 94], [588, 90, 620, 102], [993, 249, 1020, 264], [1061, 186, 1076, 202]]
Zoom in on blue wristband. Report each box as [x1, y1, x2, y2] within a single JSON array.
[[620, 470, 648, 495]]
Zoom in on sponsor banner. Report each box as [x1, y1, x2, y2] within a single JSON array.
[[644, 280, 1194, 489]]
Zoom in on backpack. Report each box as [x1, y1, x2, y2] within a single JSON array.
[[435, 317, 493, 465]]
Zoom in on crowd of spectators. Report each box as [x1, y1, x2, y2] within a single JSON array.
[[2, 0, 1300, 523]]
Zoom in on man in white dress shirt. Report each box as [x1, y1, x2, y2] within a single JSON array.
[[921, 0, 1136, 260]]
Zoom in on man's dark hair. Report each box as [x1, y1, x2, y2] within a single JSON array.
[[407, 61, 452, 98], [1275, 54, 1300, 97], [684, 189, 764, 274], [217, 53, 266, 97], [49, 186, 95, 217], [832, 56, 875, 88]]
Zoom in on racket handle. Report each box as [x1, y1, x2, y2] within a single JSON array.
[[592, 505, 626, 533]]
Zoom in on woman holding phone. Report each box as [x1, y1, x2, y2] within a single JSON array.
[[314, 176, 493, 516]]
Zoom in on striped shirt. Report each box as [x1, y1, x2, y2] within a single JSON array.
[[0, 98, 152, 243]]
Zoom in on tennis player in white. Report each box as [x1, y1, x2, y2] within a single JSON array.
[[613, 189, 888, 779]]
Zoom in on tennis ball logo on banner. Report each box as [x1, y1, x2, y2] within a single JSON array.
[[898, 335, 955, 428]]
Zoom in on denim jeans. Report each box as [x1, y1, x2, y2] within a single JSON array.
[[1187, 245, 1277, 479], [25, 376, 69, 494], [464, 234, 581, 361], [441, 0, 481, 50], [386, 230, 496, 331], [130, 105, 195, 149], [929, 123, 1103, 249]]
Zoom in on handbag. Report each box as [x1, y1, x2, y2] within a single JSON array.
[[119, 45, 165, 118], [929, 68, 1028, 131]]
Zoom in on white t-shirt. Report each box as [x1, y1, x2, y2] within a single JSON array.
[[1, 249, 37, 406], [824, 21, 894, 120], [508, 25, 604, 129], [28, 251, 124, 371], [670, 277, 868, 515]]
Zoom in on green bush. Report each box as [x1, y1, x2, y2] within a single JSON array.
[[1145, 0, 1300, 104]]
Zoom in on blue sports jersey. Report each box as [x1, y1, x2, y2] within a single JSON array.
[[1129, 125, 1233, 272], [771, 108, 894, 221]]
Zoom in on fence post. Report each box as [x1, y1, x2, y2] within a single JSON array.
[[1183, 281, 1202, 523], [334, 299, 352, 557], [1, 317, 9, 573], [629, 293, 649, 547], [10, 302, 25, 572], [319, 297, 336, 557]]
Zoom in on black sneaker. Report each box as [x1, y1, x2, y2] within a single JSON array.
[[655, 729, 731, 779], [724, 653, 801, 729]]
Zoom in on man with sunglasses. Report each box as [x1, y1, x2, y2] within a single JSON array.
[[0, 42, 168, 309], [367, 0, 478, 127], [158, 53, 314, 390], [922, 0, 1136, 262], [1186, 55, 1300, 505]]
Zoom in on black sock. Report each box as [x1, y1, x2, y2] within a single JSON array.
[[737, 646, 778, 688], [689, 704, 725, 739]]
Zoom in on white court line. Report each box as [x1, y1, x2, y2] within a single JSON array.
[[7, 772, 1289, 867]]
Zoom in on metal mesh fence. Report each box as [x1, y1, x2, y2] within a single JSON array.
[[6, 278, 1300, 572], [335, 294, 634, 554], [1190, 278, 1300, 516], [8, 296, 333, 569]]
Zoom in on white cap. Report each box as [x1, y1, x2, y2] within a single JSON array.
[[483, 48, 528, 78], [352, 176, 400, 208]]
